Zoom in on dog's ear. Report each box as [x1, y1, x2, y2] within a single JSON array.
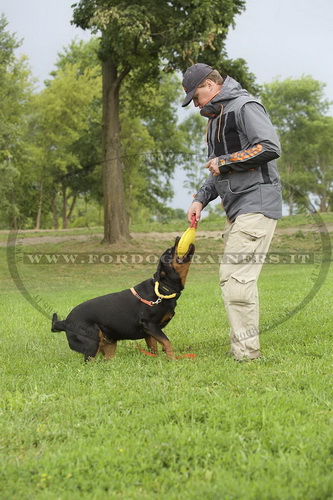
[[153, 260, 167, 281], [154, 246, 174, 281], [172, 236, 181, 257]]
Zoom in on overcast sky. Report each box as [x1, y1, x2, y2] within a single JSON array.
[[2, 0, 333, 211]]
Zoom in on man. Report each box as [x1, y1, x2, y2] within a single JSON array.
[[182, 63, 282, 361]]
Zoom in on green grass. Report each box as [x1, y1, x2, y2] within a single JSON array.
[[0, 232, 332, 499]]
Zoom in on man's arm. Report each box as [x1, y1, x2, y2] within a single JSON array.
[[192, 172, 219, 207], [187, 173, 219, 221], [217, 102, 281, 173]]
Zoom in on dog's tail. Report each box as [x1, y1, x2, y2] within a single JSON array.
[[51, 313, 67, 332]]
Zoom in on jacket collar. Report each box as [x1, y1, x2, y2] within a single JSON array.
[[200, 76, 251, 118]]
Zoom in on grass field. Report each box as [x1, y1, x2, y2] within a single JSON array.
[[0, 224, 332, 499]]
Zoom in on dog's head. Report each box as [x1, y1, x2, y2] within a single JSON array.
[[154, 237, 195, 290]]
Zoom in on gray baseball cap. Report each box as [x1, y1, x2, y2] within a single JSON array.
[[181, 63, 213, 107]]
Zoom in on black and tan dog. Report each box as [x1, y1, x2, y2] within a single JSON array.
[[51, 238, 194, 361]]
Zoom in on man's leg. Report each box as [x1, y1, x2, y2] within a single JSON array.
[[220, 213, 277, 360]]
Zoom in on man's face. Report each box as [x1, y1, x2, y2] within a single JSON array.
[[192, 81, 213, 108], [193, 83, 211, 109]]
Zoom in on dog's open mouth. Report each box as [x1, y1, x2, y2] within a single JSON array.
[[175, 242, 195, 264]]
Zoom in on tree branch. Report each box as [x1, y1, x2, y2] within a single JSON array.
[[115, 66, 131, 91]]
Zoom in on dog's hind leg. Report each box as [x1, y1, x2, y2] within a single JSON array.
[[97, 331, 117, 361], [101, 339, 117, 361]]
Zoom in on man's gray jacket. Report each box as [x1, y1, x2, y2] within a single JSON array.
[[194, 76, 282, 222]]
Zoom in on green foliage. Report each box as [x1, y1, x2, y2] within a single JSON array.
[[52, 37, 101, 76], [0, 15, 35, 228], [1, 1, 261, 233], [0, 29, 103, 230], [72, 0, 258, 93], [121, 71, 188, 217], [49, 39, 103, 213], [37, 65, 99, 162], [0, 13, 20, 61], [304, 115, 333, 211], [0, 30, 195, 229], [261, 76, 330, 132], [179, 113, 208, 195], [72, 1, 233, 65], [71, 0, 259, 242], [28, 62, 101, 227], [261, 76, 333, 213]]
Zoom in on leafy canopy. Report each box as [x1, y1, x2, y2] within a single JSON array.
[[261, 76, 333, 212], [71, 0, 258, 92], [0, 14, 35, 226]]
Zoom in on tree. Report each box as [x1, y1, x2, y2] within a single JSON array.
[[25, 39, 196, 230], [179, 113, 208, 195], [123, 71, 189, 217], [55, 61, 191, 227], [72, 0, 257, 243], [260, 76, 331, 214], [305, 116, 333, 211], [50, 39, 103, 228], [29, 62, 101, 228], [120, 74, 184, 220], [0, 15, 34, 228]]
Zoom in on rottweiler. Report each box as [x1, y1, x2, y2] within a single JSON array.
[[51, 237, 194, 361]]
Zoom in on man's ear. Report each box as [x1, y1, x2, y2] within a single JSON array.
[[205, 78, 214, 89]]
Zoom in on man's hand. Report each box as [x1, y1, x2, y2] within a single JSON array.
[[206, 157, 220, 176], [187, 201, 202, 223]]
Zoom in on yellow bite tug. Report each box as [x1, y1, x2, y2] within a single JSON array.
[[177, 215, 198, 257]]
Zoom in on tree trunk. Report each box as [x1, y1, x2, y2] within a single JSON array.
[[51, 190, 59, 229], [35, 177, 44, 230], [288, 193, 293, 216], [67, 194, 77, 221], [10, 191, 17, 230], [102, 59, 130, 244], [61, 184, 68, 229], [60, 188, 77, 228], [319, 194, 328, 212]]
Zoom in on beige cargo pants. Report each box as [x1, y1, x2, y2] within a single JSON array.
[[219, 213, 277, 361]]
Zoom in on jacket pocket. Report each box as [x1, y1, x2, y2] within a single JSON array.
[[228, 169, 263, 193], [214, 178, 228, 199], [260, 183, 282, 215]]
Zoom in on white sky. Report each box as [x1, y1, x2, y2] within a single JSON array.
[[1, 0, 333, 211]]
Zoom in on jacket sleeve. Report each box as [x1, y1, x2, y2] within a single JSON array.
[[218, 102, 281, 173], [193, 172, 219, 208]]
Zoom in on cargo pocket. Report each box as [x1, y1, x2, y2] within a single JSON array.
[[223, 227, 267, 264], [228, 274, 256, 304], [239, 228, 267, 241]]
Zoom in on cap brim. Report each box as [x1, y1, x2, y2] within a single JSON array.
[[182, 88, 196, 107]]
